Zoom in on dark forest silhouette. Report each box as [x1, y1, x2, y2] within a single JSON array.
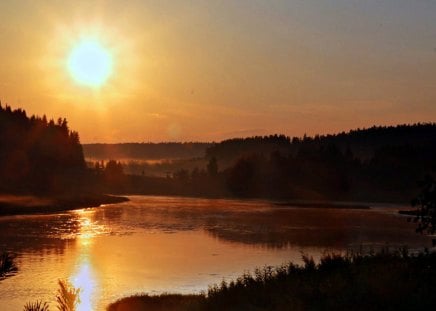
[[0, 104, 85, 194], [214, 125, 436, 201], [1, 104, 435, 203], [0, 104, 126, 216], [90, 124, 436, 203]]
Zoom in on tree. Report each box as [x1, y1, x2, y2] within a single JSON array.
[[207, 156, 218, 176], [104, 160, 124, 179], [412, 175, 436, 234]]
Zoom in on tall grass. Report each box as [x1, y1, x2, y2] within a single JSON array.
[[56, 279, 80, 311], [23, 301, 49, 311], [204, 249, 436, 311], [108, 249, 436, 311], [23, 280, 79, 311]]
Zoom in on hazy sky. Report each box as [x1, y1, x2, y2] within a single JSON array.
[[0, 0, 435, 142]]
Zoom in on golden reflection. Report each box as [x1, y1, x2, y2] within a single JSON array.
[[74, 209, 108, 246], [71, 259, 96, 311], [69, 209, 105, 310]]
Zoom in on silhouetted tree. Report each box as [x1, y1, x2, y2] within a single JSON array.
[[173, 169, 189, 182], [412, 175, 436, 234], [0, 104, 86, 194], [207, 156, 218, 176], [226, 157, 259, 197], [104, 160, 124, 182]]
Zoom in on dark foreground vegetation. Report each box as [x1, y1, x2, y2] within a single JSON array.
[[23, 280, 79, 311], [108, 250, 436, 311]]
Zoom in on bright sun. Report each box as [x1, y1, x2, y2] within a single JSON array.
[[67, 39, 113, 87]]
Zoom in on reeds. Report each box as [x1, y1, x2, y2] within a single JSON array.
[[108, 249, 436, 311], [23, 280, 79, 311], [56, 279, 80, 311], [23, 301, 49, 311]]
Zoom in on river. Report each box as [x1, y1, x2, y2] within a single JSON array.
[[0, 196, 430, 310]]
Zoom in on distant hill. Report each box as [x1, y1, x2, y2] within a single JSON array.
[[83, 142, 212, 161]]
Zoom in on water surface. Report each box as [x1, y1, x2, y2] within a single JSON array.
[[0, 196, 429, 310]]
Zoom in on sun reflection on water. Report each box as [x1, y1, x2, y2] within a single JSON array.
[[69, 209, 105, 311], [71, 259, 96, 311], [74, 209, 108, 246]]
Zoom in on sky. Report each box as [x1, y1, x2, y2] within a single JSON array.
[[0, 0, 435, 143]]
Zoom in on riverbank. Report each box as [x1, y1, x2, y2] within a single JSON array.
[[274, 200, 371, 209], [108, 250, 436, 311], [0, 193, 128, 216]]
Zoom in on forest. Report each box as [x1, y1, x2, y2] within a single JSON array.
[[91, 123, 436, 203], [0, 104, 85, 194], [1, 104, 435, 203]]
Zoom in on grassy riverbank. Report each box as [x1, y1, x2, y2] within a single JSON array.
[[0, 194, 128, 216], [108, 250, 436, 311]]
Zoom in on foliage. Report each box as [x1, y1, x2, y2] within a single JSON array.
[[206, 124, 436, 162], [91, 123, 436, 202], [0, 104, 86, 194], [206, 156, 218, 176], [22, 280, 79, 311], [56, 279, 79, 311], [215, 124, 436, 201], [204, 249, 436, 311], [108, 250, 436, 311], [107, 294, 205, 311], [412, 175, 436, 234], [23, 301, 49, 311]]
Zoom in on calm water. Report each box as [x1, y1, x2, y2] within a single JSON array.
[[0, 196, 430, 310]]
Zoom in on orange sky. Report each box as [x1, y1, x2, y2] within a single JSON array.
[[0, 0, 435, 142]]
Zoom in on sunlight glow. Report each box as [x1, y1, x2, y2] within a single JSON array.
[[74, 209, 108, 246], [67, 39, 113, 87], [71, 260, 96, 311], [69, 209, 103, 311]]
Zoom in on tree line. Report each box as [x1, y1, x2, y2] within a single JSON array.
[[103, 123, 436, 202], [2, 103, 434, 203], [0, 104, 85, 194]]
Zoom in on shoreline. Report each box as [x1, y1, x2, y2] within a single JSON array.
[[273, 200, 371, 209], [0, 194, 129, 216], [0, 192, 411, 217], [107, 250, 436, 311]]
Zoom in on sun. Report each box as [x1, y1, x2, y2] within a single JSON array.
[[67, 39, 113, 87]]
